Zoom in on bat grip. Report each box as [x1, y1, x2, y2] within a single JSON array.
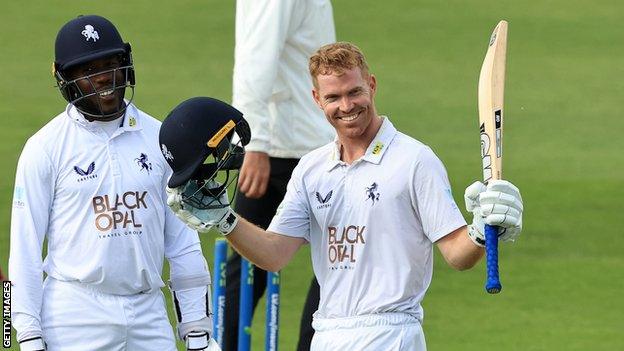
[[485, 224, 502, 294]]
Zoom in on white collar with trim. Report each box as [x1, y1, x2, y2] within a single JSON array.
[[65, 100, 143, 133], [325, 116, 398, 171]]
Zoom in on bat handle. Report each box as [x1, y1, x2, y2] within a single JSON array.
[[485, 224, 502, 294]]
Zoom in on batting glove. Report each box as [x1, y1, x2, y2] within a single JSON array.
[[465, 180, 523, 247], [166, 180, 238, 235]]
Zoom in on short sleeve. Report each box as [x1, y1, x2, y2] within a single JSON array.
[[410, 147, 466, 242], [267, 163, 312, 241]]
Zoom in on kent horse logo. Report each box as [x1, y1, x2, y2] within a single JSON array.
[[81, 25, 100, 42], [74, 162, 95, 176], [365, 182, 380, 205], [135, 153, 152, 173], [161, 144, 174, 161]]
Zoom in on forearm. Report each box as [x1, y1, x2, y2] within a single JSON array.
[[12, 312, 43, 342], [436, 226, 484, 271], [165, 183, 304, 271], [9, 264, 44, 342], [168, 249, 209, 323], [10, 141, 52, 342], [9, 236, 45, 342], [226, 216, 301, 272]]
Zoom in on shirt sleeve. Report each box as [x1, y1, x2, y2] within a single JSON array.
[[168, 250, 209, 324], [410, 147, 467, 243], [9, 138, 54, 342], [267, 162, 312, 241], [232, 0, 296, 152], [161, 167, 208, 323]]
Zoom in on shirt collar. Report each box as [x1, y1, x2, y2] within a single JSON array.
[[325, 141, 343, 171], [325, 116, 397, 171], [66, 101, 142, 132], [119, 103, 142, 131]]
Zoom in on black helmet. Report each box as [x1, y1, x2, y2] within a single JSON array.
[[159, 97, 251, 208], [53, 15, 135, 119]]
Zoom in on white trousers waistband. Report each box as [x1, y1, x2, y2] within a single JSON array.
[[312, 312, 421, 332]]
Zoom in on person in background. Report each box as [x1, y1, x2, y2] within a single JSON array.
[[224, 1, 336, 350]]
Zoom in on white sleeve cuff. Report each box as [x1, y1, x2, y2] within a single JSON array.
[[12, 312, 43, 344], [19, 336, 46, 351]]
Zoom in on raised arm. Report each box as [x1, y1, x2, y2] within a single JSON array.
[[165, 183, 306, 272], [437, 180, 523, 271], [226, 217, 306, 272], [436, 226, 484, 271]]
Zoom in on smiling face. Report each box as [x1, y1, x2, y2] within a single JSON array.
[[65, 55, 127, 121], [312, 66, 379, 141]]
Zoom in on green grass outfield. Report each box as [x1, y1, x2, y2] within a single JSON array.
[[1, 1, 622, 350]]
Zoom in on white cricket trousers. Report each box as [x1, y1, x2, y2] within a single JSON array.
[[311, 312, 426, 351], [40, 278, 177, 351]]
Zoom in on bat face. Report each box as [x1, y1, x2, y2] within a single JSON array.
[[478, 20, 507, 183]]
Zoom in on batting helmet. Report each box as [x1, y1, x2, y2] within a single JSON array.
[[159, 97, 251, 209], [53, 15, 135, 119]]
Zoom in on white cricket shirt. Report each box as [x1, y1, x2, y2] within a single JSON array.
[[9, 103, 202, 338], [233, 0, 336, 157], [268, 117, 466, 320]]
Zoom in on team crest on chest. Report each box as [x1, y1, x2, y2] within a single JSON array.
[[135, 153, 153, 173], [365, 182, 380, 205]]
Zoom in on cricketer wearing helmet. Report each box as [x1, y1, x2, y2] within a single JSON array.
[[9, 15, 219, 351], [163, 44, 524, 350]]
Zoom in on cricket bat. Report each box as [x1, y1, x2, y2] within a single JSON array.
[[478, 20, 507, 294]]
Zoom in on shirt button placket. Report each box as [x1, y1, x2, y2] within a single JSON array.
[[109, 142, 121, 177], [344, 166, 352, 210]]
